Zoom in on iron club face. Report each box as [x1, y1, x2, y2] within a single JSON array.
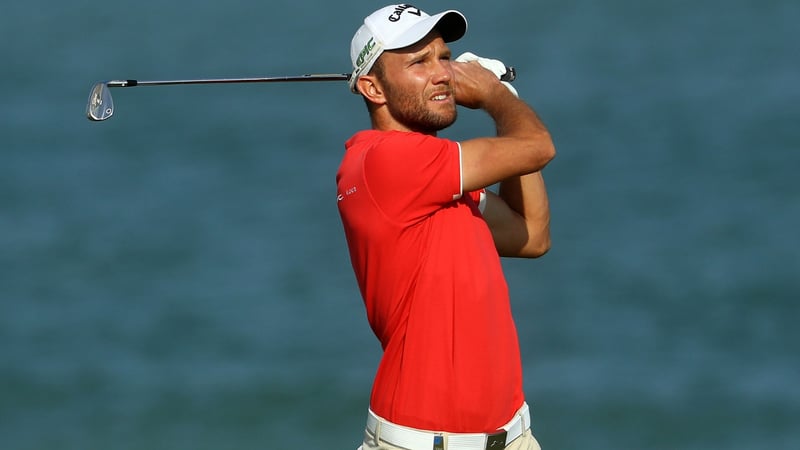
[[86, 82, 114, 121]]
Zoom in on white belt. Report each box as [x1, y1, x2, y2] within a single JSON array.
[[366, 403, 530, 450]]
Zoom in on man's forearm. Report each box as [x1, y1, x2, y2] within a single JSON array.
[[486, 91, 550, 140], [498, 171, 551, 256], [484, 91, 555, 173]]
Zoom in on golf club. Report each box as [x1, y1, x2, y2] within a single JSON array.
[[85, 68, 516, 122]]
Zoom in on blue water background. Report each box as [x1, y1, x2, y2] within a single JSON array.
[[2, 0, 798, 448]]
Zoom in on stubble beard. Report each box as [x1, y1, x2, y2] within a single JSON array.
[[385, 84, 458, 134]]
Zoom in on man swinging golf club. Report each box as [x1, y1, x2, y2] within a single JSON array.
[[337, 4, 556, 450]]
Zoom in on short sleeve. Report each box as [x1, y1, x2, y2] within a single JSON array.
[[363, 132, 461, 223]]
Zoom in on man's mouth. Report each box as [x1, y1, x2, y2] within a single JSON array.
[[430, 91, 452, 102]]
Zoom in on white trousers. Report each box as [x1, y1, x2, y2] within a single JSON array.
[[357, 422, 542, 450]]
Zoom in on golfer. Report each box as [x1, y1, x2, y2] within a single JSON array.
[[337, 4, 556, 450]]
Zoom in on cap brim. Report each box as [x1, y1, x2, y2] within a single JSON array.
[[385, 10, 467, 50]]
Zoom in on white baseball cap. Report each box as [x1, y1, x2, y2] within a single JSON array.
[[349, 4, 467, 93]]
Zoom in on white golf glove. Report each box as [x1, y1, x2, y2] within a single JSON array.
[[455, 52, 519, 97]]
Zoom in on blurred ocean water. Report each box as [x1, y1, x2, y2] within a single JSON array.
[[2, 1, 798, 449]]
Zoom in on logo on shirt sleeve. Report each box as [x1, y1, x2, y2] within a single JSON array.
[[337, 186, 358, 202]]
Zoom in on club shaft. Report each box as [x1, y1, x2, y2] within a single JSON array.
[[103, 67, 515, 88], [106, 74, 351, 88], [87, 67, 517, 121]]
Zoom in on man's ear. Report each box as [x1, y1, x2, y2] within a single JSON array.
[[357, 75, 386, 105]]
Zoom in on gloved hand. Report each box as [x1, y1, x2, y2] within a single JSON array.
[[455, 52, 519, 98]]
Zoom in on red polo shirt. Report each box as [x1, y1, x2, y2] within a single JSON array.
[[336, 130, 524, 433]]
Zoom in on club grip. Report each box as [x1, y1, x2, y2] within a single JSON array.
[[500, 67, 516, 83]]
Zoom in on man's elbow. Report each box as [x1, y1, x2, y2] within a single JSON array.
[[539, 133, 556, 164], [504, 230, 550, 258], [521, 234, 551, 258], [523, 132, 556, 172]]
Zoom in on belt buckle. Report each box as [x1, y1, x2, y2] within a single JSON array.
[[485, 430, 507, 449]]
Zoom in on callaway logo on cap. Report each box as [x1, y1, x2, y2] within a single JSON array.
[[349, 4, 468, 93]]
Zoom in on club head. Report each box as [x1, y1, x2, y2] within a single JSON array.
[[86, 82, 114, 121]]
